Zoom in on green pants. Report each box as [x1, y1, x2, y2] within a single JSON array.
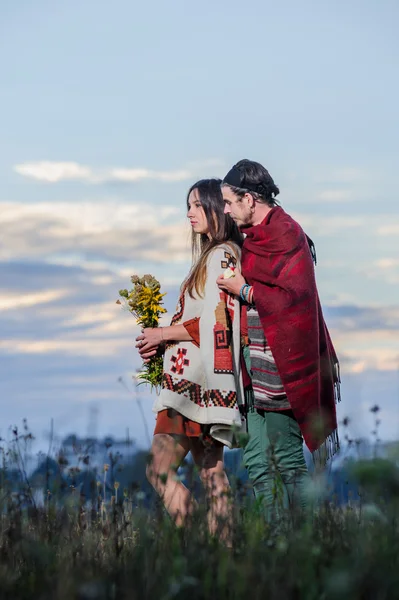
[[243, 393, 311, 520]]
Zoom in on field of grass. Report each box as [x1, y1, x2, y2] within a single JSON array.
[[1, 423, 399, 600]]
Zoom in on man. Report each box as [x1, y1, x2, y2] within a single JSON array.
[[217, 159, 340, 519]]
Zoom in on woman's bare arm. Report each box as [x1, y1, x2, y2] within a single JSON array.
[[136, 323, 193, 359]]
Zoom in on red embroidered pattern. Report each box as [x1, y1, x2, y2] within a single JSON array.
[[162, 374, 237, 408], [170, 348, 190, 375], [165, 291, 186, 350], [162, 373, 202, 405], [213, 292, 234, 374], [225, 292, 235, 324], [221, 251, 237, 270], [206, 389, 237, 409], [170, 292, 185, 326]]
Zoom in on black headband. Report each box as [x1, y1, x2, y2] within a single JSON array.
[[222, 166, 262, 194], [222, 166, 243, 188]]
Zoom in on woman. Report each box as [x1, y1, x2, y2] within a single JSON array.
[[135, 178, 245, 541]]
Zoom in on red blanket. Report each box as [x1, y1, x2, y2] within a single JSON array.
[[241, 207, 340, 458]]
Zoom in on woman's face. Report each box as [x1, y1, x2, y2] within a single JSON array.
[[187, 188, 210, 236]]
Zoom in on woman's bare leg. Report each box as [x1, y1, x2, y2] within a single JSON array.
[[146, 433, 194, 526], [190, 440, 233, 545]]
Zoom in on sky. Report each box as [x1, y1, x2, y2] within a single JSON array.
[[0, 0, 398, 453]]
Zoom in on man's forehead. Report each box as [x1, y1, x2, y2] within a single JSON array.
[[221, 186, 236, 201]]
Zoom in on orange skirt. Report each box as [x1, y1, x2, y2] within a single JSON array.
[[154, 409, 222, 446]]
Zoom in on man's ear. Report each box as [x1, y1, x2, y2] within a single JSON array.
[[244, 192, 255, 208]]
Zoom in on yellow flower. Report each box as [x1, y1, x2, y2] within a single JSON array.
[[117, 273, 166, 391]]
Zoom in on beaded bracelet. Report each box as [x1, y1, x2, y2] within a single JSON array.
[[248, 287, 254, 305], [243, 285, 254, 306], [239, 284, 250, 301], [240, 283, 254, 305]]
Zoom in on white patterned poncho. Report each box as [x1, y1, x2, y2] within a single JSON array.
[[153, 243, 245, 448]]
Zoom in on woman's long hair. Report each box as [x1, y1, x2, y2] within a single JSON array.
[[184, 178, 243, 298]]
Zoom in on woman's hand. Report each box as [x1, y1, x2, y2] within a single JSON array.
[[135, 327, 164, 358], [216, 268, 246, 297], [138, 347, 159, 363]]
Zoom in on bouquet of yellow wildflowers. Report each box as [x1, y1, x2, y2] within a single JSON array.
[[117, 274, 166, 392]]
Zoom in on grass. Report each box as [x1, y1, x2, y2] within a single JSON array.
[[1, 422, 399, 600]]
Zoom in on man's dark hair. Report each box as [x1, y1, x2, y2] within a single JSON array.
[[222, 159, 280, 207]]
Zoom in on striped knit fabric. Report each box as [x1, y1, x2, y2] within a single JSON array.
[[247, 306, 290, 411]]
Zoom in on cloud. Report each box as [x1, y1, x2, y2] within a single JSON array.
[[338, 348, 398, 373], [14, 159, 224, 184], [0, 259, 176, 446], [0, 258, 180, 356], [291, 212, 399, 245], [377, 223, 399, 236], [0, 256, 398, 446], [0, 183, 397, 445], [0, 201, 191, 265], [0, 259, 396, 378], [291, 212, 367, 235], [0, 345, 154, 448], [0, 289, 70, 311], [0, 337, 133, 358], [292, 166, 375, 205], [359, 258, 399, 285], [325, 304, 399, 332], [0, 201, 397, 373], [313, 167, 366, 184], [108, 167, 192, 183], [376, 259, 399, 269], [324, 304, 399, 374], [317, 190, 353, 202], [14, 162, 93, 183]]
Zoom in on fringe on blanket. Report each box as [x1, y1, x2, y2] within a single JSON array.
[[312, 428, 340, 469], [306, 235, 317, 266], [333, 360, 341, 404], [312, 359, 342, 467]]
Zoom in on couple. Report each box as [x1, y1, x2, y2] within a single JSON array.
[[136, 159, 340, 539]]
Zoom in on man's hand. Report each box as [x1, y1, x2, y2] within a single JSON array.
[[216, 268, 246, 297]]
